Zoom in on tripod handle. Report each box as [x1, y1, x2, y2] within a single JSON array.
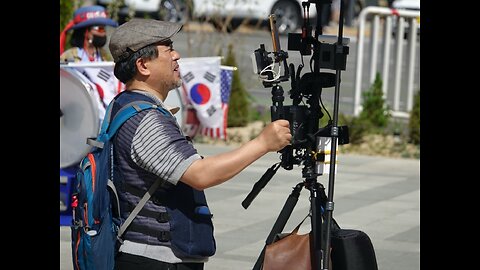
[[280, 145, 294, 170], [241, 163, 280, 209]]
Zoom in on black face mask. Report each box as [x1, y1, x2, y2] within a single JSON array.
[[91, 35, 107, 48]]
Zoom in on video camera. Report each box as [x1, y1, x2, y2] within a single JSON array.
[[251, 0, 350, 171]]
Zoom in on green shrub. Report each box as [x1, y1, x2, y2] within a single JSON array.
[[339, 73, 390, 146], [222, 43, 249, 127], [409, 90, 420, 145], [248, 104, 269, 123], [358, 72, 390, 133]]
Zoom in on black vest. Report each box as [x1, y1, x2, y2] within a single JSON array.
[[112, 91, 216, 258]]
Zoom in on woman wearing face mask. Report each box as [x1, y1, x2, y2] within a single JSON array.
[[60, 5, 123, 126], [60, 24, 110, 62], [60, 5, 118, 62]]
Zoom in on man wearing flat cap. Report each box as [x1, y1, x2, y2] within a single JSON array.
[[108, 18, 291, 270]]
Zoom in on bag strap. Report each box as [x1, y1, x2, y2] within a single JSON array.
[[117, 176, 163, 238], [104, 90, 170, 135], [291, 213, 311, 234], [106, 101, 166, 138], [97, 96, 117, 138], [290, 213, 340, 235], [88, 100, 168, 148]]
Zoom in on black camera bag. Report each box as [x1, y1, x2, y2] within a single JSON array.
[[330, 228, 378, 270]]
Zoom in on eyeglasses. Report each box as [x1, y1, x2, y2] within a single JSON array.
[[90, 26, 106, 33]]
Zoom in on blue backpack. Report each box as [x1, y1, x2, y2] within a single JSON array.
[[71, 95, 169, 270]]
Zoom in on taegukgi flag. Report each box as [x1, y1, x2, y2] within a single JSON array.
[[65, 62, 125, 127], [180, 64, 234, 140], [81, 66, 124, 108], [179, 57, 228, 139]]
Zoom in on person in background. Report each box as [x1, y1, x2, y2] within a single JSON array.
[[60, 5, 118, 62], [60, 5, 123, 124], [107, 18, 292, 270]]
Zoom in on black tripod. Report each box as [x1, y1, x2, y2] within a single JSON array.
[[243, 166, 334, 270], [243, 97, 342, 270], [243, 1, 350, 269]]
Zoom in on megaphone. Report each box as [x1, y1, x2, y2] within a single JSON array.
[[60, 67, 100, 169]]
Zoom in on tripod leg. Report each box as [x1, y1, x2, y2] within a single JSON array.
[[310, 181, 325, 270], [252, 183, 303, 270], [311, 181, 335, 270]]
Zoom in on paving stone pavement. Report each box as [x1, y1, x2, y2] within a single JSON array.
[[60, 143, 419, 270]]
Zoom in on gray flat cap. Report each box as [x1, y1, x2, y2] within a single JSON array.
[[109, 18, 182, 62]]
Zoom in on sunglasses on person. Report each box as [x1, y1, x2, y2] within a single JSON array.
[[90, 26, 106, 33]]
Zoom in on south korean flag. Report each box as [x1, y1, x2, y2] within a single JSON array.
[[178, 57, 225, 139]]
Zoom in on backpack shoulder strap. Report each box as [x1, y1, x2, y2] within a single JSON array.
[[88, 92, 169, 148], [107, 100, 169, 138], [105, 91, 170, 137]]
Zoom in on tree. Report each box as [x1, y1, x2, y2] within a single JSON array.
[[222, 43, 249, 127], [358, 72, 390, 132]]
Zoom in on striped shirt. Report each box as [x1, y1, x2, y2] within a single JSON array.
[[130, 90, 201, 185]]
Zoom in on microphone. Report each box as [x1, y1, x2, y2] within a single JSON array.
[[268, 14, 282, 62]]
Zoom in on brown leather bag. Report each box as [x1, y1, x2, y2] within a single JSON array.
[[263, 217, 313, 270]]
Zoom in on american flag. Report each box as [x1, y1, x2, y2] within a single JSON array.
[[220, 67, 233, 106]]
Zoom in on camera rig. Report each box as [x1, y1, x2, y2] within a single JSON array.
[[251, 2, 350, 171], [244, 1, 352, 270]]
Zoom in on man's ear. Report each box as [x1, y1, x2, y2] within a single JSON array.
[[135, 58, 150, 76]]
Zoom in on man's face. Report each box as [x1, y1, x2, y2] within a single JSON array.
[[147, 42, 182, 92]]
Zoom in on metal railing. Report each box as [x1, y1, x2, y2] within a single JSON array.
[[353, 6, 420, 118]]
